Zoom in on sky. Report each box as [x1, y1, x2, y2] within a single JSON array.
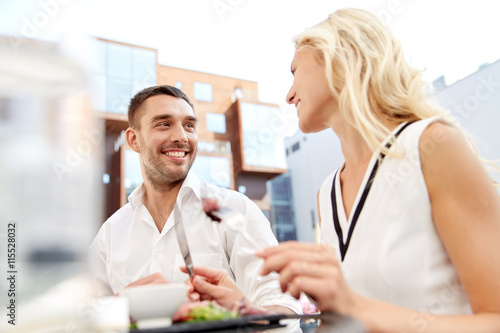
[[1, 0, 499, 111]]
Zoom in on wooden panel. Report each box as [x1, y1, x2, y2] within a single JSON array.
[[224, 101, 243, 174], [103, 129, 123, 220]]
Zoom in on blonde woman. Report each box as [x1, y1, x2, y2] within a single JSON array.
[[258, 8, 500, 332]]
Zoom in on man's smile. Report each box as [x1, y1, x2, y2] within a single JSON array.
[[163, 150, 187, 157], [161, 149, 190, 161]]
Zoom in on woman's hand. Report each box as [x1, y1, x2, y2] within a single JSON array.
[[180, 266, 246, 309], [257, 241, 361, 316]]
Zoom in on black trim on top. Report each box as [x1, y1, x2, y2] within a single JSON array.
[[331, 122, 413, 261]]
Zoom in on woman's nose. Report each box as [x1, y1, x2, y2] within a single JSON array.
[[286, 86, 295, 105]]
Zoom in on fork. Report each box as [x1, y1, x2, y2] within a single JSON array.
[[201, 183, 258, 249]]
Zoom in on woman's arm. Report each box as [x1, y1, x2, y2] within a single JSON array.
[[357, 122, 500, 332], [419, 122, 500, 326], [258, 122, 500, 332]]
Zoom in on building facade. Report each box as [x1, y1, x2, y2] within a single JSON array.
[[276, 129, 342, 242]]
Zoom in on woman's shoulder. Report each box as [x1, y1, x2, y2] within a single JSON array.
[[419, 120, 467, 163], [404, 116, 454, 138], [396, 116, 461, 157], [418, 118, 489, 198]]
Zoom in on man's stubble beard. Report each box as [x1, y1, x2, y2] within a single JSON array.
[[140, 142, 196, 193]]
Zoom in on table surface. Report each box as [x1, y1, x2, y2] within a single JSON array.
[[130, 313, 365, 333], [300, 313, 365, 333]]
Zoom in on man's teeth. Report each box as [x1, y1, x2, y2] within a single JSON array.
[[164, 151, 185, 157]]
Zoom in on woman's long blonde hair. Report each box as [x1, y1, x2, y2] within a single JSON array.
[[294, 8, 453, 156], [294, 8, 499, 188]]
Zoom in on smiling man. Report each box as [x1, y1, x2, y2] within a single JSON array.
[[126, 87, 198, 234], [89, 85, 301, 315]]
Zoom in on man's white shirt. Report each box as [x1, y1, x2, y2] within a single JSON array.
[[89, 171, 301, 312]]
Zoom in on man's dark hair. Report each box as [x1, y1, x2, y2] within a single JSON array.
[[128, 85, 194, 128]]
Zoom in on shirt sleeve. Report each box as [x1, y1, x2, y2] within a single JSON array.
[[88, 226, 114, 296], [225, 193, 302, 314]]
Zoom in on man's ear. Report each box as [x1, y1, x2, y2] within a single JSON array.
[[125, 127, 140, 153]]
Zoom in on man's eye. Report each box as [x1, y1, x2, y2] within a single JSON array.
[[159, 122, 170, 127], [185, 123, 195, 129]]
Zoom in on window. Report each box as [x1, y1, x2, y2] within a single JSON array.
[[198, 140, 231, 154], [278, 230, 297, 242], [206, 113, 226, 134], [106, 77, 131, 113], [89, 38, 106, 75], [175, 81, 183, 90], [89, 39, 157, 114], [132, 48, 156, 82], [267, 173, 297, 242], [89, 74, 106, 111], [107, 43, 132, 80], [240, 102, 286, 169], [194, 82, 213, 102], [191, 155, 231, 188], [124, 149, 143, 201], [269, 175, 292, 202], [131, 48, 157, 95]]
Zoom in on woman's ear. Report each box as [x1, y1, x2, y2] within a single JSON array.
[[125, 127, 140, 153]]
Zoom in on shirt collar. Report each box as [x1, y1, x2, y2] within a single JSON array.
[[127, 171, 202, 210], [178, 171, 202, 204], [128, 183, 145, 211]]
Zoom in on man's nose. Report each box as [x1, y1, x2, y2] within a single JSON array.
[[171, 123, 188, 142]]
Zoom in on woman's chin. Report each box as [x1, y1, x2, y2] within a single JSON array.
[[299, 121, 327, 134]]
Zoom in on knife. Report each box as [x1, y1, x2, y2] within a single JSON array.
[[174, 203, 194, 278]]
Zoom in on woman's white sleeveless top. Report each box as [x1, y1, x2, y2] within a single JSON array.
[[318, 117, 471, 315]]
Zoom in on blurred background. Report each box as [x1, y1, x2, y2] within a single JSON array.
[[0, 0, 499, 331]]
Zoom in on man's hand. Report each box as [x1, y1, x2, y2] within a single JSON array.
[[180, 266, 245, 309], [124, 272, 169, 288], [115, 272, 169, 296], [180, 266, 296, 315]]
